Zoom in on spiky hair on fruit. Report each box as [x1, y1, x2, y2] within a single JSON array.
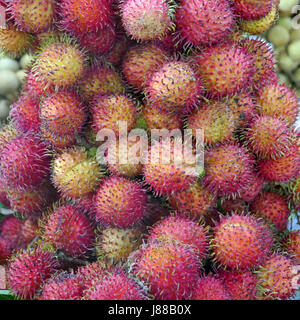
[[290, 177, 300, 211], [133, 241, 200, 300], [0, 133, 50, 190], [20, 219, 38, 247], [233, 0, 274, 20], [0, 124, 18, 155], [122, 43, 169, 91], [7, 247, 57, 299], [203, 143, 255, 197], [78, 62, 125, 101], [217, 270, 258, 300], [8, 0, 56, 34], [52, 147, 103, 199], [77, 261, 109, 290], [250, 191, 289, 233], [211, 213, 274, 270], [105, 33, 130, 67], [0, 215, 23, 249], [91, 94, 137, 137], [120, 0, 173, 41], [0, 237, 12, 264], [187, 100, 236, 145], [96, 227, 142, 262], [220, 198, 247, 214], [239, 3, 279, 34], [42, 204, 95, 258], [256, 253, 296, 300], [191, 275, 232, 300], [238, 173, 264, 202], [255, 81, 299, 126], [32, 36, 87, 88], [245, 115, 294, 160], [145, 59, 203, 113], [58, 0, 113, 36], [284, 230, 300, 263], [39, 90, 86, 137], [39, 272, 83, 300], [147, 215, 208, 260], [94, 176, 147, 228], [84, 270, 147, 300], [175, 0, 235, 47], [0, 24, 34, 58], [168, 182, 216, 218], [192, 42, 255, 98], [9, 94, 41, 134], [0, 180, 11, 208], [143, 138, 198, 197]]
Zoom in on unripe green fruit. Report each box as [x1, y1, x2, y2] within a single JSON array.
[[279, 0, 299, 13], [278, 72, 291, 85], [278, 52, 298, 72], [20, 54, 34, 70], [0, 58, 19, 72], [287, 40, 300, 62], [16, 70, 27, 83], [290, 29, 300, 41], [278, 16, 293, 30], [0, 70, 19, 95], [0, 99, 10, 119], [292, 67, 300, 85], [267, 26, 290, 47]]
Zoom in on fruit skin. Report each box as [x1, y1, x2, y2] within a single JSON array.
[[0, 237, 12, 264], [192, 42, 255, 98], [238, 173, 264, 202], [0, 216, 23, 249], [218, 270, 258, 300], [43, 204, 95, 258], [39, 90, 86, 136], [122, 43, 169, 91], [78, 261, 108, 290], [233, 0, 274, 20], [284, 230, 300, 262], [134, 242, 200, 300], [176, 0, 234, 47], [84, 271, 146, 300], [52, 147, 103, 199], [212, 213, 274, 270], [94, 176, 147, 228], [203, 143, 255, 197], [120, 0, 172, 41], [0, 124, 18, 155], [255, 81, 298, 126], [7, 248, 57, 299], [191, 275, 232, 300], [105, 33, 130, 67], [0, 134, 50, 190], [147, 215, 208, 260], [168, 182, 216, 218], [8, 0, 56, 34], [145, 60, 203, 113], [58, 0, 113, 36], [250, 191, 289, 233], [256, 253, 296, 300]]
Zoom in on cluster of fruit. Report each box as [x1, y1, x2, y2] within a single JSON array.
[[0, 0, 299, 300]]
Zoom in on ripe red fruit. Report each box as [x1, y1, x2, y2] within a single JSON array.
[[0, 216, 23, 249], [233, 0, 274, 20], [284, 230, 300, 262], [0, 237, 12, 264], [238, 173, 264, 202], [24, 69, 55, 98], [78, 261, 108, 290]]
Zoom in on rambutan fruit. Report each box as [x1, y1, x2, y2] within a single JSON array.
[[40, 90, 86, 136], [145, 60, 203, 113], [0, 237, 12, 264], [0, 215, 23, 249], [220, 199, 247, 214], [203, 143, 255, 197], [147, 215, 208, 260], [42, 204, 95, 258], [9, 94, 41, 133], [91, 94, 137, 136], [120, 0, 172, 41], [245, 115, 293, 160], [7, 247, 57, 299], [134, 242, 200, 300], [0, 24, 34, 58], [33, 38, 86, 88], [78, 261, 108, 290], [191, 275, 232, 300], [94, 176, 147, 228], [78, 63, 125, 101], [238, 173, 264, 202], [187, 100, 236, 145], [218, 270, 258, 300], [0, 181, 10, 208], [20, 219, 38, 246], [105, 33, 130, 67], [0, 124, 18, 155], [58, 0, 113, 36], [290, 177, 300, 211], [239, 4, 279, 34], [284, 230, 300, 262], [168, 182, 216, 218], [39, 272, 83, 300], [233, 0, 274, 20], [256, 253, 296, 300], [143, 138, 198, 196], [0, 134, 50, 189], [122, 43, 169, 91], [96, 227, 142, 262], [106, 134, 148, 178], [8, 0, 56, 34], [255, 81, 298, 126], [52, 147, 103, 199], [250, 191, 289, 233], [192, 42, 255, 98], [212, 213, 274, 269], [84, 271, 146, 300], [175, 0, 235, 47]]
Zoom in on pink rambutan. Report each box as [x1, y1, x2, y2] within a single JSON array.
[[0, 237, 12, 264], [238, 173, 264, 202], [233, 0, 274, 20], [0, 215, 23, 249]]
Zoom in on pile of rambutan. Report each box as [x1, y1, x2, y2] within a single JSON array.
[[0, 0, 298, 301]]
